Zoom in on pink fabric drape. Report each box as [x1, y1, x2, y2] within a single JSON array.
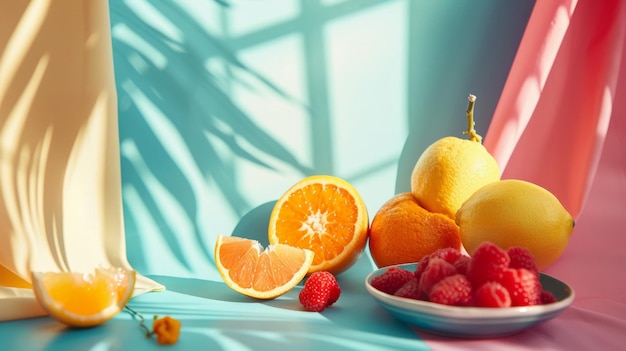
[[420, 0, 626, 349], [484, 0, 626, 220]]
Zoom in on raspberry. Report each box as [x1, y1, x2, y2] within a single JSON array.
[[370, 267, 415, 295], [415, 248, 463, 281], [507, 246, 539, 275], [327, 280, 341, 306], [467, 242, 510, 287], [413, 254, 431, 281], [453, 255, 470, 275], [419, 258, 458, 296], [540, 290, 557, 304], [430, 247, 463, 265], [429, 274, 472, 306], [473, 281, 512, 307], [497, 268, 541, 306], [394, 278, 422, 300], [299, 271, 341, 312]]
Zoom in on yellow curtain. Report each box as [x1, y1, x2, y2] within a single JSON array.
[[0, 0, 162, 321]]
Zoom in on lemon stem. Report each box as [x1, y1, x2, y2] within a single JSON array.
[[464, 94, 483, 143]]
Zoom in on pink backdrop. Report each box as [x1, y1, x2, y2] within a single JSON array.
[[421, 0, 626, 349]]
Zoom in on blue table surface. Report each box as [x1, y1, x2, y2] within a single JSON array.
[[0, 253, 433, 351]]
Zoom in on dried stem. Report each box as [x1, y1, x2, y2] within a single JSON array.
[[463, 94, 482, 143], [125, 306, 154, 338]]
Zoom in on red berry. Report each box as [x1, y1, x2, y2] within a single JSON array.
[[413, 254, 432, 281], [299, 271, 341, 312], [508, 246, 539, 276], [467, 242, 510, 287], [328, 280, 341, 306], [473, 282, 512, 307], [394, 278, 422, 300], [370, 267, 415, 295], [419, 258, 457, 296], [430, 247, 463, 265], [540, 290, 557, 304], [415, 248, 463, 281], [453, 255, 471, 275], [497, 268, 541, 306], [429, 274, 472, 306]]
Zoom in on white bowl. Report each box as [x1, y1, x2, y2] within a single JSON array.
[[365, 263, 575, 338]]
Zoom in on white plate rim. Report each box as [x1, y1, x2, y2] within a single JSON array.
[[365, 263, 575, 321]]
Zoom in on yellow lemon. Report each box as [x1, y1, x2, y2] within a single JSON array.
[[411, 95, 500, 220], [456, 179, 575, 270]]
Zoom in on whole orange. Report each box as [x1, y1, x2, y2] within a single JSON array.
[[368, 193, 461, 268]]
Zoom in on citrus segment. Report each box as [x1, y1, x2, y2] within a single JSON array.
[[267, 175, 369, 275], [31, 267, 135, 328], [369, 193, 461, 268], [215, 234, 314, 299]]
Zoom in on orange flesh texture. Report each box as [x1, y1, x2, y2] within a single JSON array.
[[42, 272, 116, 316], [41, 269, 130, 316], [274, 182, 362, 267], [217, 236, 310, 292]]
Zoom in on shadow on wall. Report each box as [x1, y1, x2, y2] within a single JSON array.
[[109, 0, 534, 279], [109, 1, 314, 275], [397, 1, 535, 193]]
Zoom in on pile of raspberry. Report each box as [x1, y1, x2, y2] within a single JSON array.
[[370, 242, 557, 307]]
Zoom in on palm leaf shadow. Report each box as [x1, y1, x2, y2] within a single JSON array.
[[110, 1, 313, 272]]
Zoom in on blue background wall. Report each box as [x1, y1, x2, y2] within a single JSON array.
[[108, 0, 534, 280]]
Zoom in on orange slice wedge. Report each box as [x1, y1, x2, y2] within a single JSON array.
[[268, 175, 369, 275], [31, 266, 135, 328], [215, 234, 313, 299]]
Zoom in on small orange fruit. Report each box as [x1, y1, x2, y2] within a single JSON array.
[[369, 192, 461, 268], [215, 234, 314, 299], [267, 175, 369, 275], [31, 266, 135, 328]]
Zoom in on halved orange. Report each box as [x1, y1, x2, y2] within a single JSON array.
[[215, 234, 313, 299], [268, 175, 369, 275], [31, 266, 135, 328]]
